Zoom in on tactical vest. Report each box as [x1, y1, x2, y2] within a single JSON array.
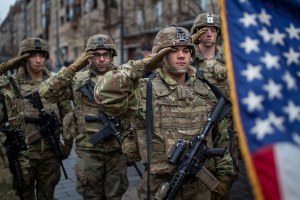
[[194, 48, 239, 173], [10, 67, 61, 158], [136, 74, 214, 174], [72, 70, 122, 152], [194, 47, 229, 96]]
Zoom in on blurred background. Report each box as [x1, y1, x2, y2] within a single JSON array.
[[0, 0, 220, 72]]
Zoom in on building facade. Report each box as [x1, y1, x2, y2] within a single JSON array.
[[0, 0, 219, 69]]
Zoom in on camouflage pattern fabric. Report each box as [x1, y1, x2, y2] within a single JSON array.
[[1, 65, 73, 200], [94, 60, 236, 199], [20, 153, 61, 199], [18, 37, 49, 58], [0, 97, 19, 200], [152, 26, 195, 54], [39, 63, 129, 199], [85, 34, 118, 56], [194, 46, 240, 199], [139, 173, 211, 200], [75, 149, 128, 200], [191, 13, 221, 35], [194, 46, 229, 95]]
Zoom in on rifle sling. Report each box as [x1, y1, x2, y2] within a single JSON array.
[[8, 76, 22, 98], [78, 79, 95, 102], [146, 73, 155, 200], [84, 115, 101, 123]]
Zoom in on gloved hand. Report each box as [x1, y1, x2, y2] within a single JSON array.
[[140, 47, 173, 72], [60, 142, 73, 159], [67, 51, 94, 75], [191, 28, 208, 45], [121, 127, 141, 166], [0, 53, 30, 75]]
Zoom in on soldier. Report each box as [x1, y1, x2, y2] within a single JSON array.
[[191, 13, 240, 199], [0, 81, 20, 200], [39, 34, 129, 200], [94, 25, 236, 200], [0, 37, 74, 200], [0, 135, 19, 200]]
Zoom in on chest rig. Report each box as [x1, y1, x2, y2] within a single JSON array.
[[139, 74, 213, 165], [194, 50, 229, 96], [8, 76, 60, 141], [73, 72, 121, 151]]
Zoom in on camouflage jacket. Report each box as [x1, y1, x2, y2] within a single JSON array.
[[40, 64, 129, 152], [0, 66, 73, 159], [0, 94, 19, 200], [194, 46, 239, 174], [94, 61, 235, 177], [193, 46, 229, 96]]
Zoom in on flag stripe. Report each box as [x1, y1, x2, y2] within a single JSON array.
[[276, 143, 300, 200], [252, 145, 281, 200]]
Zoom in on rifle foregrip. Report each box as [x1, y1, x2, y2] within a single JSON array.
[[11, 160, 24, 200], [165, 172, 186, 200]]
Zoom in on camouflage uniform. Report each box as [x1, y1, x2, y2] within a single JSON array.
[[191, 13, 240, 199], [0, 80, 19, 200], [40, 34, 128, 200], [94, 26, 236, 200], [0, 37, 74, 200]]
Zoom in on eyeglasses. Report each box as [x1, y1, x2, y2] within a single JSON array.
[[93, 52, 111, 60]]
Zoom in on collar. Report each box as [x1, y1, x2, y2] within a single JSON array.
[[17, 66, 50, 81], [195, 45, 224, 61], [155, 65, 196, 88]]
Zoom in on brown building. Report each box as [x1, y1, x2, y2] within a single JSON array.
[[0, 0, 219, 69]]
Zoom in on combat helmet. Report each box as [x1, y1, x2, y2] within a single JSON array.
[[85, 34, 117, 56], [191, 13, 221, 34], [152, 25, 195, 55], [18, 37, 49, 58]]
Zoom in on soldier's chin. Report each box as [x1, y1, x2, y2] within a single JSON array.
[[171, 69, 188, 75], [202, 41, 216, 47]]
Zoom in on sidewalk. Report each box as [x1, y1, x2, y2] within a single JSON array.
[[55, 147, 254, 200]]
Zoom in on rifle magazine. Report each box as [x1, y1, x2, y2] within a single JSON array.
[[196, 166, 220, 191]]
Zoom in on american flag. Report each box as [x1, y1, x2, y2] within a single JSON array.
[[220, 0, 300, 199]]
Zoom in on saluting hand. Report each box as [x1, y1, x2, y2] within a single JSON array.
[[67, 51, 94, 74], [140, 47, 173, 72], [191, 28, 208, 45], [0, 53, 30, 75]]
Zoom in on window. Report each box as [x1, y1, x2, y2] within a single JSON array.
[[155, 0, 162, 26], [60, 0, 64, 8], [60, 16, 64, 25], [199, 0, 208, 11], [66, 7, 74, 21], [84, 0, 97, 13], [136, 9, 144, 26]]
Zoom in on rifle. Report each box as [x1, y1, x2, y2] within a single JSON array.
[[160, 96, 231, 200], [24, 91, 68, 179], [88, 112, 122, 146], [0, 92, 27, 200], [88, 112, 143, 178]]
